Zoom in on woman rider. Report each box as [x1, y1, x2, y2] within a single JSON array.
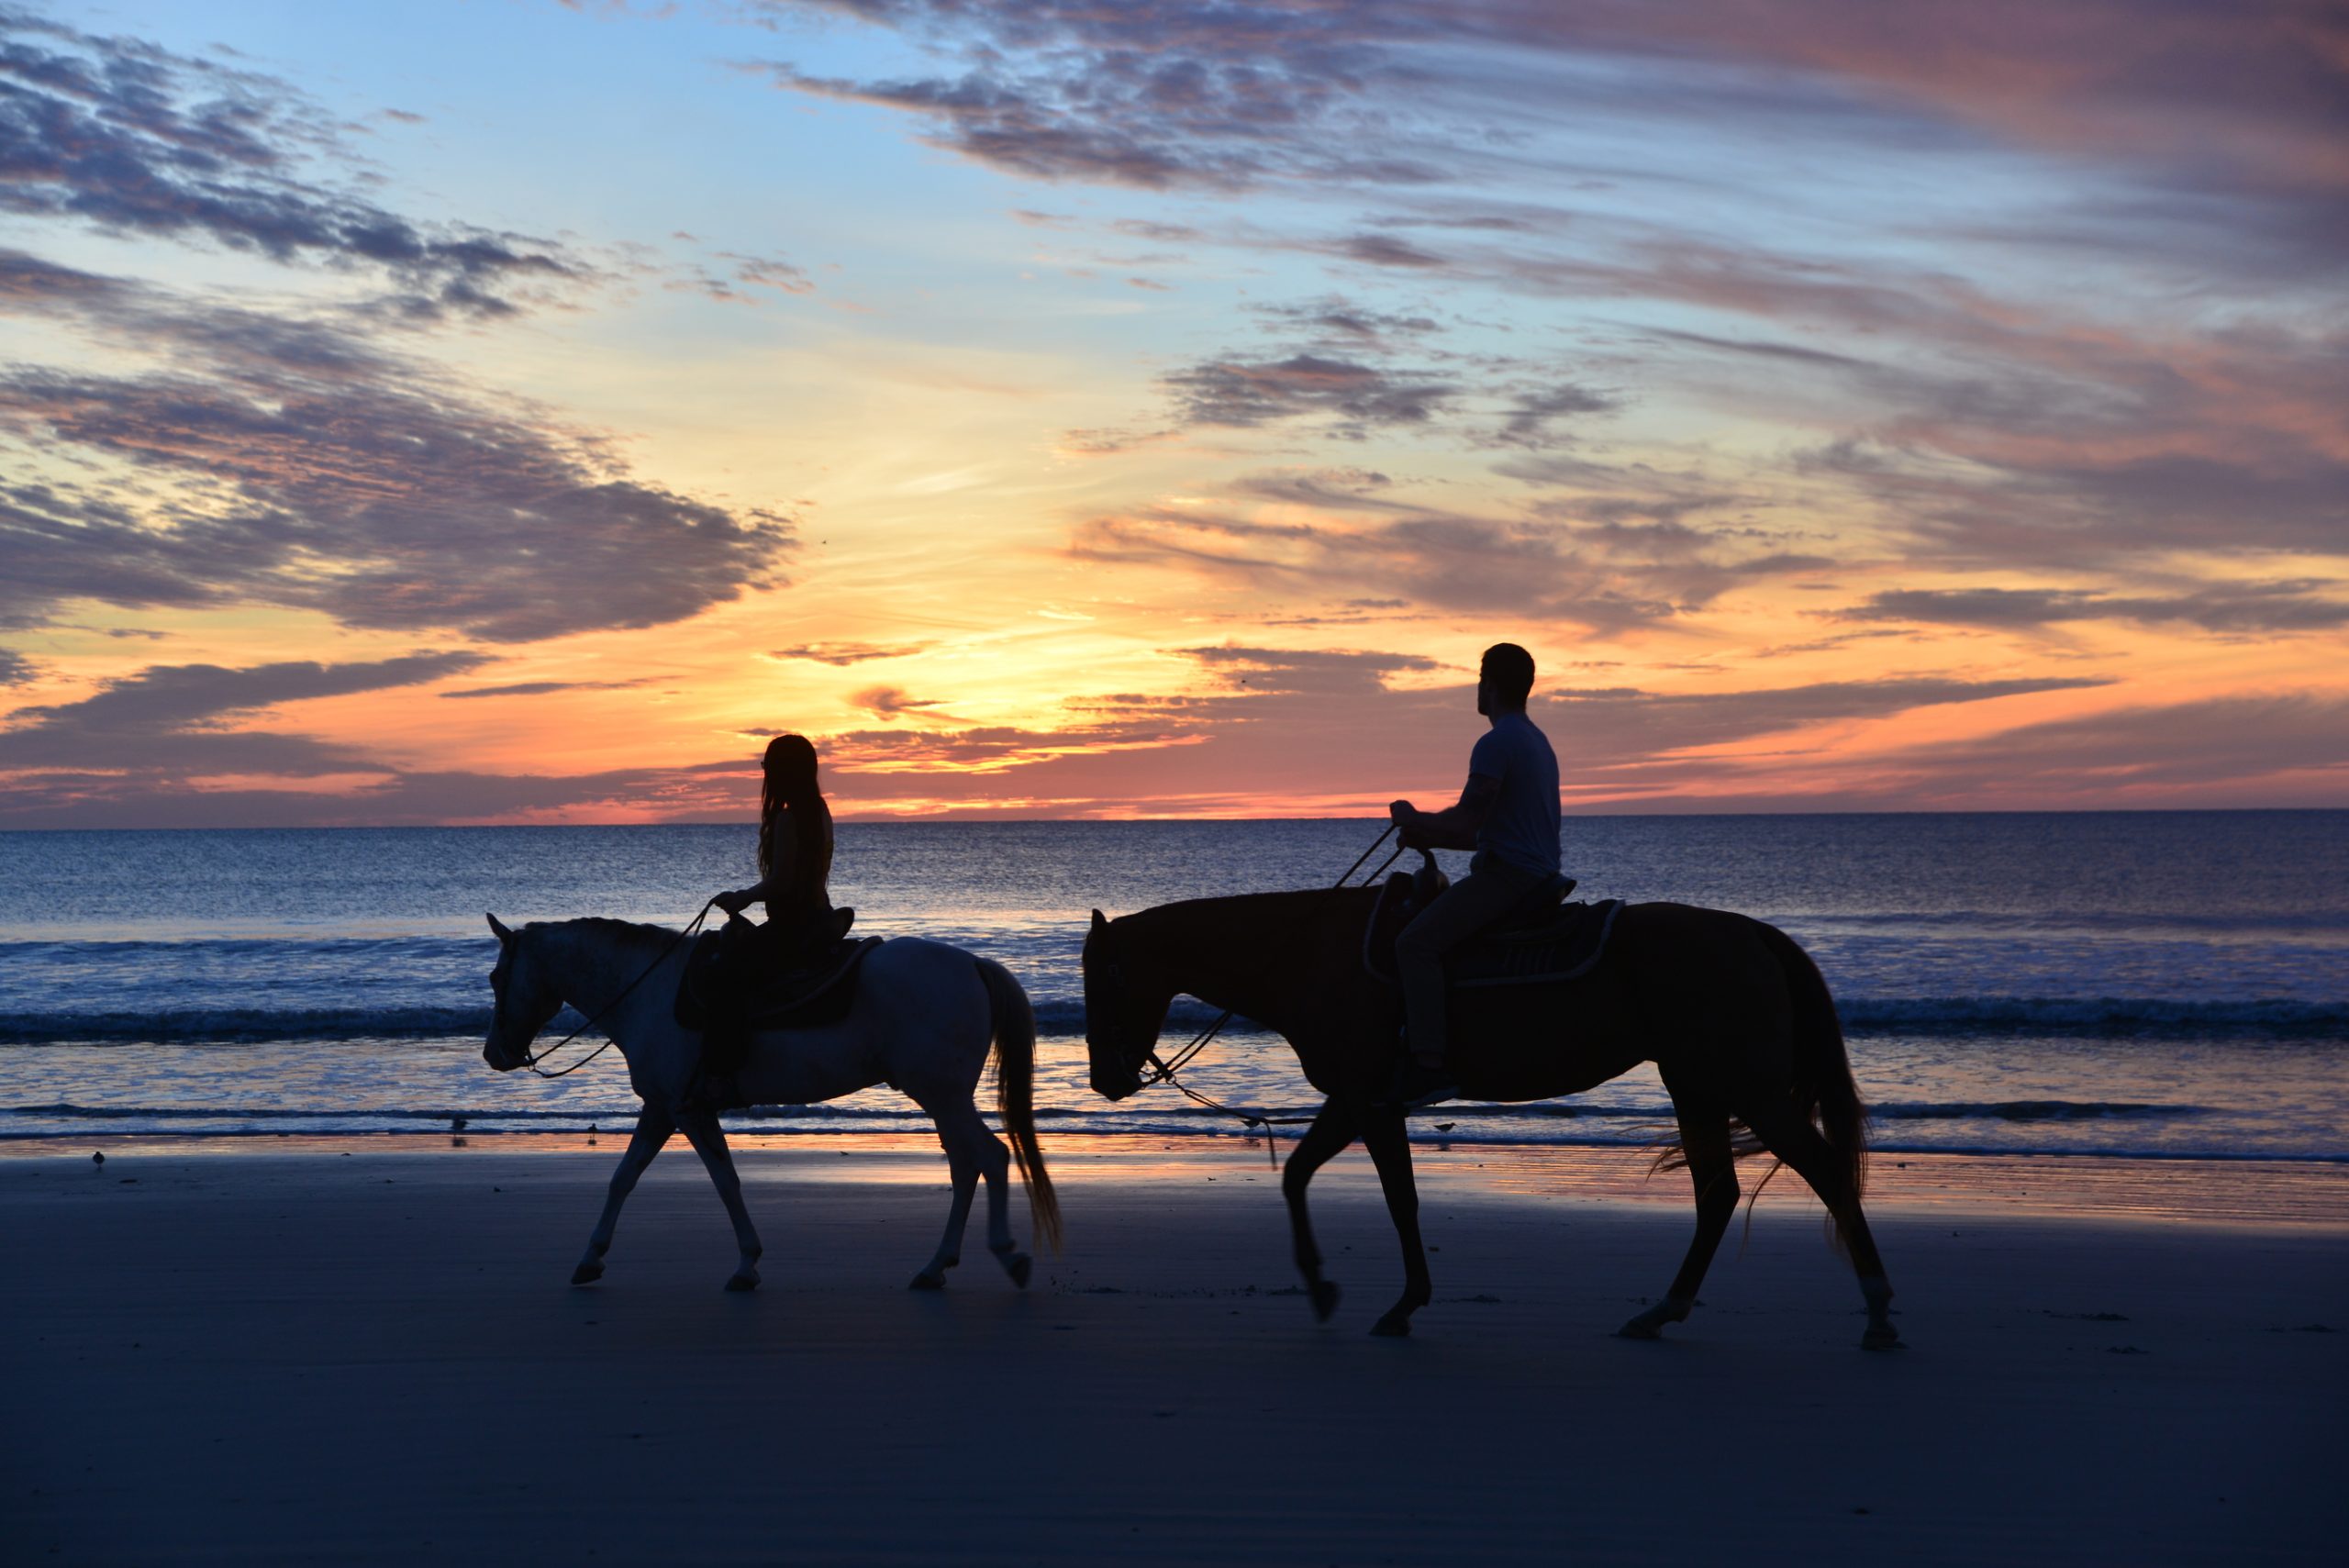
[[714, 733, 835, 940], [696, 734, 837, 1105]]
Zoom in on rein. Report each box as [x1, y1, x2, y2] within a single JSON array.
[[1133, 823, 1408, 1163], [516, 898, 718, 1078]]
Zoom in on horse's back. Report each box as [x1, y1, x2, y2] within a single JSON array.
[[1449, 902, 1806, 1097], [829, 936, 996, 1030], [1610, 898, 1793, 993]]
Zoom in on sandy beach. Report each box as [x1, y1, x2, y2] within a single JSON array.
[[7, 1137, 2344, 1566]]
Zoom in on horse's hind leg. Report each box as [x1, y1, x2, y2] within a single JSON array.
[[1620, 1097, 1735, 1339], [1359, 1106, 1433, 1338], [1281, 1099, 1360, 1323], [966, 1106, 1030, 1288], [676, 1109, 763, 1293], [573, 1103, 674, 1285], [908, 1095, 985, 1290], [1737, 1099, 1900, 1350]]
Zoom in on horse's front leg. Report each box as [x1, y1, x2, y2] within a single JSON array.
[[573, 1103, 674, 1285], [1358, 1105, 1432, 1337], [1281, 1099, 1360, 1323], [676, 1108, 763, 1292]]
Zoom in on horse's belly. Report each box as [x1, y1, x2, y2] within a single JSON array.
[[740, 1028, 880, 1106], [1449, 974, 1641, 1103]]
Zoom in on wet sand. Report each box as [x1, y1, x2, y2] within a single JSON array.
[[6, 1139, 2344, 1565]]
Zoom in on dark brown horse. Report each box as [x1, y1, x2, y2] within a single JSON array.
[[1083, 886, 1900, 1347]]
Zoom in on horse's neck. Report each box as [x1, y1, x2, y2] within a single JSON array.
[[1135, 888, 1368, 1032], [540, 919, 668, 1014]]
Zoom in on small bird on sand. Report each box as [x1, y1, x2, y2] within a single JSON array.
[[92, 1151, 105, 1164]]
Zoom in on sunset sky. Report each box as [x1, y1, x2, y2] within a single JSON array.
[[2, 0, 2343, 825]]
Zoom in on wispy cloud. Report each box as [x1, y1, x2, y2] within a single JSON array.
[[774, 0, 2349, 588], [1162, 353, 1455, 437], [673, 249, 817, 304], [0, 11, 577, 319], [0, 251, 794, 640], [768, 640, 932, 666], [438, 679, 650, 700], [761, 1, 2347, 278], [1875, 692, 2349, 805], [1840, 583, 2349, 636], [1071, 477, 1831, 634], [851, 684, 950, 719], [744, 2, 1415, 192], [0, 651, 488, 773]]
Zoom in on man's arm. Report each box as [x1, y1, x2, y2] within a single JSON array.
[[1389, 773, 1500, 852]]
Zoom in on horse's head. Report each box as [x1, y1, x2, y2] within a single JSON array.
[[1082, 907, 1171, 1102], [483, 914, 562, 1072]]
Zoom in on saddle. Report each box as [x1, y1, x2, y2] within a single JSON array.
[[674, 907, 880, 1034], [1362, 855, 1623, 990]]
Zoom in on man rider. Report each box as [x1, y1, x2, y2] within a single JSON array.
[[1386, 642, 1561, 1106]]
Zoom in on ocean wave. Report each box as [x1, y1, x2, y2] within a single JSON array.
[[0, 1006, 499, 1044], [1789, 908, 2349, 935], [1837, 997, 2348, 1038], [1, 994, 2340, 1045]]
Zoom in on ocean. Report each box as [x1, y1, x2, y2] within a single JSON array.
[[2, 814, 2344, 1163]]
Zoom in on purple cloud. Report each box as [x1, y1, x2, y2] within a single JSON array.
[[1840, 583, 2349, 636], [0, 12, 576, 318], [769, 640, 932, 665], [1162, 353, 1456, 436], [0, 251, 794, 641], [0, 651, 489, 774]]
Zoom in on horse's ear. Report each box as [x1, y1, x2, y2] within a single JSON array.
[[1090, 908, 1108, 932], [487, 913, 514, 944]]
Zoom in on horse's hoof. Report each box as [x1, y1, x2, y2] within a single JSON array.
[[1310, 1281, 1341, 1322], [1004, 1252, 1032, 1289], [908, 1270, 947, 1291], [724, 1273, 759, 1293], [571, 1262, 604, 1286], [1618, 1298, 1688, 1340], [1862, 1325, 1905, 1351], [1370, 1311, 1412, 1338]]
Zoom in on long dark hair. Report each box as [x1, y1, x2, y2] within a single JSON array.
[[755, 734, 832, 897]]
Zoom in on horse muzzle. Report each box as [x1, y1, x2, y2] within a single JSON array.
[[1087, 1050, 1143, 1102]]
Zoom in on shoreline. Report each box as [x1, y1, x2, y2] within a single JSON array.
[[10, 1131, 2346, 1229]]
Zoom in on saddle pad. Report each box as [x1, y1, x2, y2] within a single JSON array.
[[1448, 898, 1623, 988], [674, 934, 882, 1032], [1362, 868, 1605, 989]]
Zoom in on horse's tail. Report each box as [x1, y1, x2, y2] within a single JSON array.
[[976, 956, 1062, 1253], [1753, 918, 1869, 1207]]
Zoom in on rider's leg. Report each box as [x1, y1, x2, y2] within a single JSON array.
[[1393, 868, 1533, 1069], [692, 916, 769, 1109]]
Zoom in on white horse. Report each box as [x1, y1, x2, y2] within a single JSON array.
[[483, 914, 1060, 1293]]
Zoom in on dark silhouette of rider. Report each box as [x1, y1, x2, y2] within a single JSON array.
[[696, 734, 837, 1106], [1385, 643, 1561, 1106]]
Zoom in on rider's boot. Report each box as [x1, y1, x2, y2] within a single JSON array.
[[1380, 1023, 1457, 1109]]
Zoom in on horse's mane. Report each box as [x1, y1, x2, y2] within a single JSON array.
[[1121, 884, 1376, 927], [535, 916, 680, 951]]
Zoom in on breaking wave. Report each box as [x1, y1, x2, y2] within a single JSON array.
[[5, 995, 2342, 1045]]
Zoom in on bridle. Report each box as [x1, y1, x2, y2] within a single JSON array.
[[1085, 822, 1407, 1162], [490, 899, 718, 1078]]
